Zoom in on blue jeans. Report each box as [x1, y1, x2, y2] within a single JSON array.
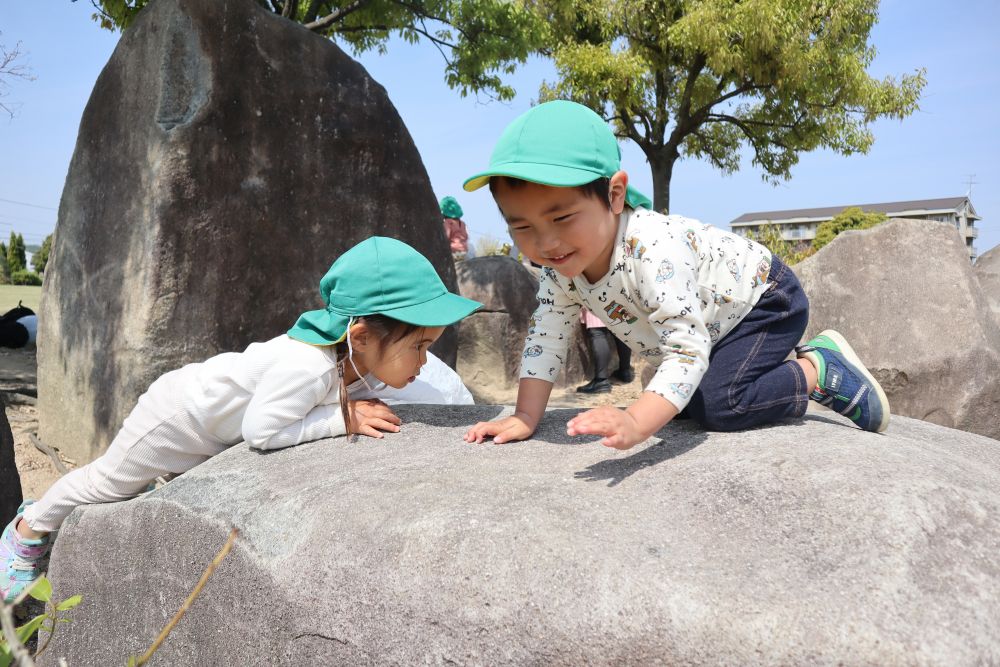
[[680, 255, 810, 431]]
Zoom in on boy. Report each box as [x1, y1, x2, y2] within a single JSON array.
[[462, 101, 889, 450]]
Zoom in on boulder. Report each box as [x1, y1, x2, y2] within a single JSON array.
[[456, 257, 589, 396], [46, 404, 1000, 665], [0, 394, 22, 525], [38, 0, 457, 464], [975, 244, 1000, 324], [795, 218, 1000, 440]]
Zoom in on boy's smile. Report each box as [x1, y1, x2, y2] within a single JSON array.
[[494, 172, 628, 283]]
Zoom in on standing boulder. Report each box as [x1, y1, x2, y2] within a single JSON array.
[[456, 257, 588, 398], [796, 218, 1000, 439], [975, 244, 1000, 325], [38, 0, 457, 463], [0, 395, 22, 524]]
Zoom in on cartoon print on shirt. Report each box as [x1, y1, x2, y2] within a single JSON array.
[[656, 259, 674, 283], [623, 236, 646, 260], [524, 345, 543, 358], [669, 383, 693, 399], [751, 258, 770, 287], [685, 230, 699, 254], [727, 258, 742, 282], [707, 321, 721, 342], [668, 344, 698, 364], [604, 301, 639, 325]]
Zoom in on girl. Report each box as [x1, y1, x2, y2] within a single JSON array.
[[2, 236, 481, 602]]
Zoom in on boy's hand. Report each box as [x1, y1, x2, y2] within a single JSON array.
[[567, 392, 680, 450], [348, 399, 402, 439], [566, 407, 649, 450], [464, 412, 536, 444]]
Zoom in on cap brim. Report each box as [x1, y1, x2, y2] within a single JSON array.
[[463, 162, 604, 192], [381, 291, 482, 327]]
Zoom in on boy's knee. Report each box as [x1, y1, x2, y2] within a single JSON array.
[[696, 409, 744, 432]]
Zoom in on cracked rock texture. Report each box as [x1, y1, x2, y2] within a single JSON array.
[[38, 0, 456, 464], [796, 218, 1000, 440], [45, 404, 1000, 665]]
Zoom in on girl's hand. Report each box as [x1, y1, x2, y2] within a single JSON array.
[[566, 407, 647, 450], [348, 399, 402, 439], [464, 413, 536, 444]]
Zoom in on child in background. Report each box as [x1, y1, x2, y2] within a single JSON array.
[[441, 196, 470, 260], [2, 236, 481, 602], [463, 101, 889, 450], [576, 308, 634, 394]]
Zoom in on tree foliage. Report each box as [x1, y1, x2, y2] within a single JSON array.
[[536, 0, 926, 212], [812, 206, 886, 250], [745, 222, 814, 265], [81, 0, 546, 101], [31, 234, 52, 274], [6, 233, 25, 275], [0, 242, 8, 284]]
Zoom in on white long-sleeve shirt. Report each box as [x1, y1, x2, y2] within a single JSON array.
[[520, 207, 773, 411], [182, 335, 346, 450]]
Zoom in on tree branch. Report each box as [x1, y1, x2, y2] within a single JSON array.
[[304, 0, 373, 31]]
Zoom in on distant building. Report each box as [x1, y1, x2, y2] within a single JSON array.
[[730, 196, 982, 261]]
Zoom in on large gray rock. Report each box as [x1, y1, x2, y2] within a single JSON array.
[[796, 218, 1000, 440], [38, 0, 457, 464], [975, 244, 1000, 324], [0, 395, 22, 524], [46, 404, 1000, 665], [456, 257, 588, 396]]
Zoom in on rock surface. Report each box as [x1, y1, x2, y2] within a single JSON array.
[[46, 404, 1000, 665], [796, 218, 1000, 440], [456, 257, 589, 394], [975, 244, 1000, 323], [38, 0, 457, 464], [0, 394, 22, 524]]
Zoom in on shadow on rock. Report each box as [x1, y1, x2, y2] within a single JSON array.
[[574, 430, 709, 487]]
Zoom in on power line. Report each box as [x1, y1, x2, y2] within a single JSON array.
[[0, 197, 58, 211]]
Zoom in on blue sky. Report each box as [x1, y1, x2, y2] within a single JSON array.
[[1, 0, 997, 257]]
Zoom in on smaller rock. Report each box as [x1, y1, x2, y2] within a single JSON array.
[[0, 394, 23, 525], [975, 244, 1000, 326]]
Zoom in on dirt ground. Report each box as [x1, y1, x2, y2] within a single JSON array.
[[1, 346, 74, 501]]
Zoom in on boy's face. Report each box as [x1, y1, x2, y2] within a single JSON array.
[[494, 172, 628, 282], [364, 326, 445, 389]]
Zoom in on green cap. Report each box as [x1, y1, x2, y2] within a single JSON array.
[[463, 100, 652, 210], [440, 196, 464, 219], [288, 237, 482, 346]]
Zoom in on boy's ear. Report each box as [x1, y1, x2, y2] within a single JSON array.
[[609, 171, 629, 214]]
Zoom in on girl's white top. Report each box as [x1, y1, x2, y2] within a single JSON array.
[[520, 207, 773, 411]]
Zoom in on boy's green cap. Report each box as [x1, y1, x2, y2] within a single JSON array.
[[440, 196, 464, 219], [288, 236, 482, 346], [463, 100, 652, 210]]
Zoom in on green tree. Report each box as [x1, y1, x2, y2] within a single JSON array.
[[537, 0, 926, 212], [6, 232, 26, 274], [84, 0, 546, 101], [0, 241, 8, 284], [32, 234, 52, 273], [812, 206, 886, 251], [745, 222, 814, 265]]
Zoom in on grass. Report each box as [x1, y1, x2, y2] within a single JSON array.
[[0, 285, 42, 313]]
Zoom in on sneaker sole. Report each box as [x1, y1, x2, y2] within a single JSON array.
[[816, 329, 891, 433]]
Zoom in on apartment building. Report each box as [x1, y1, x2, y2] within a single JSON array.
[[730, 196, 982, 261]]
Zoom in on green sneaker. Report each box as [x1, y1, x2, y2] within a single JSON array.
[[798, 330, 891, 433]]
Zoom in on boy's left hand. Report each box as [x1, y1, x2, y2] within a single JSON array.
[[566, 407, 648, 450]]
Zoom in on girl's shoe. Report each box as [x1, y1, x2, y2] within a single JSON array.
[[1, 501, 50, 603], [798, 330, 891, 433]]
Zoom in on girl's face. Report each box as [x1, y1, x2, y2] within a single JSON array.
[[495, 171, 628, 283], [361, 325, 446, 389]]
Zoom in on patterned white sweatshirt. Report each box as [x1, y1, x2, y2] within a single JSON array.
[[520, 207, 773, 411]]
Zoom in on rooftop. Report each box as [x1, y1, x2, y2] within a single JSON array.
[[731, 197, 979, 225]]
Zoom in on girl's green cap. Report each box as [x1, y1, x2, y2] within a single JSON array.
[[440, 196, 464, 219], [463, 100, 652, 210], [288, 236, 482, 346]]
